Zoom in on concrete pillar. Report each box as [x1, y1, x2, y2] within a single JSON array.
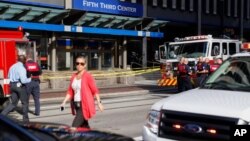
[[239, 0, 244, 41], [111, 49, 115, 69], [98, 53, 101, 70], [51, 33, 57, 72], [114, 41, 118, 68], [123, 46, 127, 69], [143, 0, 147, 17], [197, 0, 202, 35], [142, 37, 147, 68], [119, 45, 122, 69], [70, 51, 74, 71]]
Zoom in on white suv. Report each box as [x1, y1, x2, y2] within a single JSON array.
[[143, 52, 250, 141]]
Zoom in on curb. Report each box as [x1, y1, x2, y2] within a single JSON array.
[[38, 88, 169, 102]]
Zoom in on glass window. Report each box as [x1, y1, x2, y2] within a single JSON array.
[[0, 119, 32, 141], [202, 57, 250, 92], [229, 43, 236, 55], [102, 52, 112, 69], [168, 42, 208, 59], [159, 46, 166, 59], [211, 42, 220, 56]]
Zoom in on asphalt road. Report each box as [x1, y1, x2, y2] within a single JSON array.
[[10, 91, 171, 139]]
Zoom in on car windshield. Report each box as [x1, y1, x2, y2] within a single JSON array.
[[201, 57, 250, 92], [168, 42, 208, 59]]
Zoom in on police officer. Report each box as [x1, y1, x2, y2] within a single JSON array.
[[177, 57, 185, 92], [1, 55, 31, 123], [25, 58, 42, 116], [196, 56, 209, 86], [178, 58, 192, 92], [210, 58, 222, 73]]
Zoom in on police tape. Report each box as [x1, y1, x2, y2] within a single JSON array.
[[40, 68, 160, 80]]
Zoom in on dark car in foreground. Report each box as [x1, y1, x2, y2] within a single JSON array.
[[0, 114, 134, 141]]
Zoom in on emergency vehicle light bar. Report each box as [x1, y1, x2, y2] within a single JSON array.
[[175, 35, 212, 42], [242, 43, 250, 50]]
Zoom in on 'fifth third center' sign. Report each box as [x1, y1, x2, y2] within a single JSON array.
[[72, 0, 143, 17]]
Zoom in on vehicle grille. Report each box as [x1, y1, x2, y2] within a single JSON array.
[[158, 110, 238, 141]]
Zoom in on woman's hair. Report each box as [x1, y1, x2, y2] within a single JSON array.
[[76, 55, 86, 62]]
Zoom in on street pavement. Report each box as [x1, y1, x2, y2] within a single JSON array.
[[8, 80, 177, 140]]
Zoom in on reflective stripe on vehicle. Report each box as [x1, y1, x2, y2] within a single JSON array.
[[4, 79, 10, 84]]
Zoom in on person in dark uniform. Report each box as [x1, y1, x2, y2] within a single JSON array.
[[177, 57, 185, 92], [178, 58, 192, 92], [1, 55, 31, 123], [25, 58, 42, 116], [196, 57, 209, 86], [210, 58, 223, 74]]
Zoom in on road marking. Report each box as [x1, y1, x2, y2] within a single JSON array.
[[133, 136, 142, 141]]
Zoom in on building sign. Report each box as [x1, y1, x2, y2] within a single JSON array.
[[73, 0, 143, 17]]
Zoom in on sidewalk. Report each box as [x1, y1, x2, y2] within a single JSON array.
[[39, 80, 172, 100]]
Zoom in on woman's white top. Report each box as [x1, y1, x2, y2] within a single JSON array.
[[72, 78, 81, 102]]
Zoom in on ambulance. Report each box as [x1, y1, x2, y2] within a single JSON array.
[[0, 28, 36, 110], [144, 43, 250, 141], [157, 35, 242, 87]]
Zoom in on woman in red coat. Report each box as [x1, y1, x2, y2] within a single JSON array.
[[61, 56, 104, 128]]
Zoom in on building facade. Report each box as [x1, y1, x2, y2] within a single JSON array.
[[0, 0, 249, 71]]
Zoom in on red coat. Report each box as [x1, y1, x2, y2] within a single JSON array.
[[67, 71, 99, 120]]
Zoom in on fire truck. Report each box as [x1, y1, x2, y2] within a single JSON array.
[[157, 35, 242, 87], [0, 28, 36, 110]]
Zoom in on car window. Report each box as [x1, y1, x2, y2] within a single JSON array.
[[0, 119, 32, 141], [202, 57, 250, 92], [25, 128, 58, 141]]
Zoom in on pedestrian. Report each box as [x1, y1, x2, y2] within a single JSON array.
[[1, 55, 31, 123], [61, 56, 104, 128], [177, 57, 185, 92], [25, 57, 42, 116], [178, 58, 192, 92]]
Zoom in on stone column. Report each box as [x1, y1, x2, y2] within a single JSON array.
[[51, 33, 57, 72], [123, 46, 127, 69], [142, 37, 147, 68]]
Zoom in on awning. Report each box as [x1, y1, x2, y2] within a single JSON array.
[[0, 1, 167, 38]]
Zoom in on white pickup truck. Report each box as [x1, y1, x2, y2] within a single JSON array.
[[143, 51, 250, 141]]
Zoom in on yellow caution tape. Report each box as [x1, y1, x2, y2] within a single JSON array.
[[40, 67, 160, 80]]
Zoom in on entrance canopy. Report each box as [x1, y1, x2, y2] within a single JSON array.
[[0, 1, 167, 38]]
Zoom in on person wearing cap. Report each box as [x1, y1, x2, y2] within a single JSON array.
[[1, 55, 31, 123]]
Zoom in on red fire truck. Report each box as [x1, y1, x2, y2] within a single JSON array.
[[0, 28, 36, 110], [157, 35, 242, 87]]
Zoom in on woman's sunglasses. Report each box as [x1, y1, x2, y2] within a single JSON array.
[[76, 62, 85, 66]]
